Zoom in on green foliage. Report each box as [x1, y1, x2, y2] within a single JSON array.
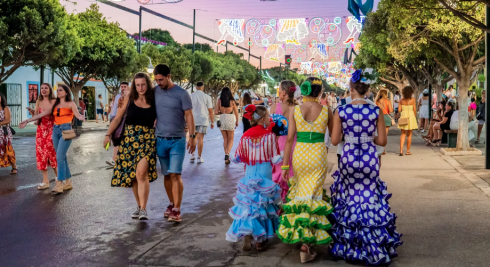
[[101, 52, 148, 96], [182, 43, 213, 52], [137, 28, 178, 47], [0, 0, 77, 85], [49, 4, 139, 106]]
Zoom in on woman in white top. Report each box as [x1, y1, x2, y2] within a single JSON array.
[[418, 89, 430, 132]]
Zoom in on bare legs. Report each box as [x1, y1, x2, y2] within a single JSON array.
[[196, 133, 204, 158], [132, 158, 150, 210], [41, 167, 58, 184], [113, 146, 118, 162], [220, 130, 235, 156], [477, 123, 484, 142], [383, 127, 390, 154], [400, 129, 413, 154], [164, 173, 184, 209]]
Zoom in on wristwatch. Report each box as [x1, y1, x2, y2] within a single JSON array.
[[189, 134, 196, 139]]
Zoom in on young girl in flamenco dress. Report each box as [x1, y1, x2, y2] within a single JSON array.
[[330, 69, 403, 265], [225, 105, 283, 251]]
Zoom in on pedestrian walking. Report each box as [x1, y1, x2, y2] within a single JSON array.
[[103, 72, 157, 220], [394, 91, 400, 121], [107, 82, 129, 166], [27, 83, 58, 190], [330, 69, 402, 265], [376, 89, 393, 155], [0, 93, 17, 175], [225, 104, 282, 251], [103, 102, 110, 122], [20, 85, 85, 194], [476, 90, 486, 144], [95, 94, 103, 123], [270, 80, 299, 201], [215, 87, 238, 164], [277, 77, 334, 263], [398, 86, 418, 155], [190, 81, 214, 164], [320, 92, 328, 106], [153, 64, 196, 223], [241, 93, 253, 133], [418, 89, 430, 132]]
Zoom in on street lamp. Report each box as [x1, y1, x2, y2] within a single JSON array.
[[147, 57, 154, 73]]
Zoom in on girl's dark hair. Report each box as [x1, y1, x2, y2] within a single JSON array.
[[321, 92, 327, 99], [250, 105, 268, 127], [0, 93, 7, 109], [401, 86, 414, 100], [423, 92, 429, 97], [242, 92, 252, 106], [280, 80, 299, 106], [220, 87, 234, 107], [39, 83, 55, 101], [305, 77, 323, 97], [447, 100, 456, 110], [130, 72, 155, 105], [52, 84, 73, 114], [349, 80, 370, 95]]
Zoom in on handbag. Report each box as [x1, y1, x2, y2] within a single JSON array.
[[111, 100, 129, 146], [62, 129, 76, 140], [217, 120, 221, 128], [398, 117, 409, 126], [9, 126, 15, 135]]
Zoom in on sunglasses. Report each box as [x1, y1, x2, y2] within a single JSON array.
[[57, 108, 60, 117]]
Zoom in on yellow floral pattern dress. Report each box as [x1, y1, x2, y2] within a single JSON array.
[[111, 124, 157, 187], [277, 105, 333, 245]]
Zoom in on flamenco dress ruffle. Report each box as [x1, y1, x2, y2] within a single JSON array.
[[329, 170, 403, 265], [226, 163, 282, 242], [277, 177, 334, 245]]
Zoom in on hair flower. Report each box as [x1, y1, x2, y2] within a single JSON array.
[[244, 104, 256, 113], [300, 81, 312, 96], [289, 87, 296, 92], [351, 69, 362, 83]]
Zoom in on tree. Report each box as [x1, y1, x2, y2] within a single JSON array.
[[386, 0, 485, 150], [182, 43, 213, 52], [101, 52, 148, 96], [137, 29, 178, 47], [0, 0, 77, 85], [187, 51, 214, 91], [49, 4, 138, 106]]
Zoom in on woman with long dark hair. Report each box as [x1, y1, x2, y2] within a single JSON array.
[[103, 72, 157, 220], [27, 83, 58, 190], [0, 93, 17, 174], [20, 85, 85, 194], [242, 92, 252, 133], [215, 87, 238, 164], [431, 100, 456, 146]]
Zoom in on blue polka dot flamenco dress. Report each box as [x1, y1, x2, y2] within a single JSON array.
[[330, 103, 403, 265]]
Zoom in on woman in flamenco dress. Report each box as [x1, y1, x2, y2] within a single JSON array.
[[330, 69, 403, 265], [270, 80, 299, 201], [225, 105, 283, 251]]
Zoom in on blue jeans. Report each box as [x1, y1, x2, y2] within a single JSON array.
[[156, 137, 186, 175], [52, 123, 73, 181]]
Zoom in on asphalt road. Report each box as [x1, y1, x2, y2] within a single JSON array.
[[2, 125, 490, 267]]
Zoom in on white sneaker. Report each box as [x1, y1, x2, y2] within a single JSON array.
[[421, 129, 425, 133], [190, 154, 195, 162], [197, 157, 204, 164]]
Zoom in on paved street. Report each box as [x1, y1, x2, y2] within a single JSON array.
[[2, 125, 490, 267]]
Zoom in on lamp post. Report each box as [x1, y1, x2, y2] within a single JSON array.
[[147, 57, 154, 73]]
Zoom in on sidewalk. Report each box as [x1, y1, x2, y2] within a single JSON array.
[[12, 120, 109, 137]]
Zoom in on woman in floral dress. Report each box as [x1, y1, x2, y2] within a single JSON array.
[[28, 83, 58, 190], [270, 80, 299, 200], [330, 69, 402, 265], [0, 93, 16, 174], [277, 77, 334, 263]]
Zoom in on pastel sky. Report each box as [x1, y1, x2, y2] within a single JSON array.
[[63, 0, 380, 69]]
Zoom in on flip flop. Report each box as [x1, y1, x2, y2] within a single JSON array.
[[10, 168, 17, 175], [406, 152, 412, 155]]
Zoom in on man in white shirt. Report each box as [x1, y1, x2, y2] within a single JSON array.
[[190, 82, 214, 163], [106, 82, 128, 166]]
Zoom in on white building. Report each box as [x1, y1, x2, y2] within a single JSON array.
[[2, 66, 109, 126]]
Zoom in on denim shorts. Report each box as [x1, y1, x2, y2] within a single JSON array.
[[157, 137, 186, 175]]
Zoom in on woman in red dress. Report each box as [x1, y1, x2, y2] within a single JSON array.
[[28, 83, 58, 190]]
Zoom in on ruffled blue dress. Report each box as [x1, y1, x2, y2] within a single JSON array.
[[226, 130, 283, 243], [330, 103, 402, 265]]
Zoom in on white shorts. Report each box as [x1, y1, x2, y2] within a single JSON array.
[[219, 114, 236, 131]]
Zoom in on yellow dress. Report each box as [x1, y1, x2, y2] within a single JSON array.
[[398, 104, 418, 130], [277, 106, 333, 245]]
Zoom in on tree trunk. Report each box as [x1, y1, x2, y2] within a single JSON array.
[[456, 81, 470, 151], [435, 84, 443, 102], [72, 85, 82, 108]]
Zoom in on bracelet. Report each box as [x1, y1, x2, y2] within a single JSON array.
[[281, 165, 290, 170], [105, 135, 111, 137]]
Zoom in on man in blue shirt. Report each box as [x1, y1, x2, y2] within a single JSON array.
[[154, 64, 196, 223]]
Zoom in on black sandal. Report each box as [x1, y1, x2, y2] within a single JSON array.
[[10, 168, 17, 175], [225, 155, 230, 164]]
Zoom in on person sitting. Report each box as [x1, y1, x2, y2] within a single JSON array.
[[450, 101, 477, 142], [424, 100, 445, 144], [431, 100, 456, 146]]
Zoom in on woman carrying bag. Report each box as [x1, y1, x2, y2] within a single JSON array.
[[397, 86, 418, 156]]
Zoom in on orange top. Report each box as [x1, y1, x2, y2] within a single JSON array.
[[53, 107, 74, 125]]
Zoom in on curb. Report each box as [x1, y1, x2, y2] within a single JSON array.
[[441, 155, 490, 198], [13, 127, 108, 138]]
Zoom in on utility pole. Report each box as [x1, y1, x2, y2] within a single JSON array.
[[486, 6, 490, 169], [260, 56, 262, 72], [248, 38, 251, 62], [138, 6, 142, 54], [192, 9, 196, 53], [40, 66, 44, 84], [225, 41, 228, 52]]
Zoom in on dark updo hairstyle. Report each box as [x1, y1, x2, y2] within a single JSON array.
[[249, 105, 268, 127], [349, 79, 370, 95], [279, 80, 299, 106], [401, 86, 414, 100], [447, 100, 456, 110], [303, 77, 323, 98], [242, 92, 252, 106]]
